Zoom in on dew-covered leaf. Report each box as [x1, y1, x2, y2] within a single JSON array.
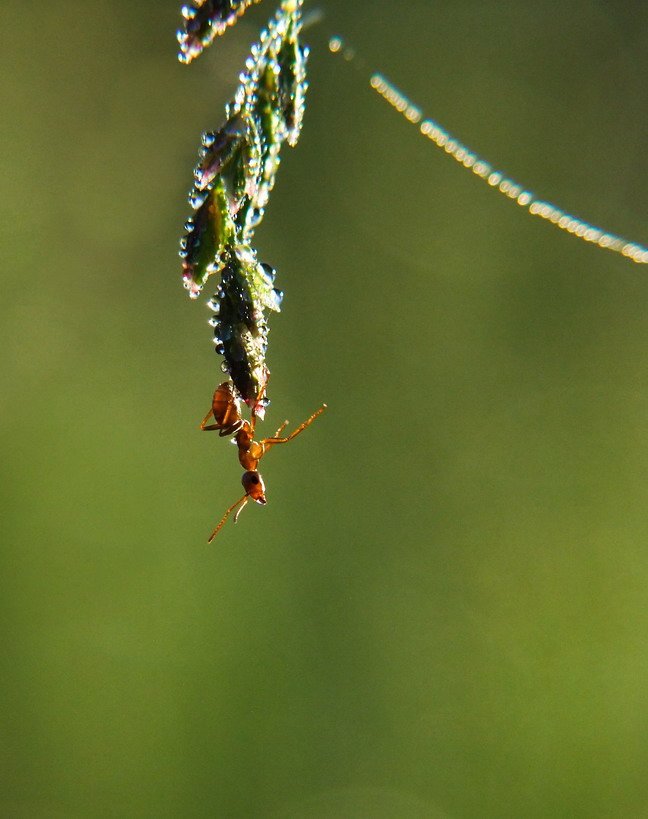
[[194, 115, 246, 192], [277, 20, 309, 146], [210, 247, 282, 407], [181, 181, 235, 298], [177, 0, 264, 64]]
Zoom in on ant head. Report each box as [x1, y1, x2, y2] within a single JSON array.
[[242, 470, 266, 504]]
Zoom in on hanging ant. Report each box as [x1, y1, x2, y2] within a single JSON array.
[[200, 380, 326, 541]]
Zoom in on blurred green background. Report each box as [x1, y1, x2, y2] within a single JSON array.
[[2, 1, 648, 816]]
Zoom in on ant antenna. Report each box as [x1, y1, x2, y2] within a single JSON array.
[[208, 494, 248, 543]]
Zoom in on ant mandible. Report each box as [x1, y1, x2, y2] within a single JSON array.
[[200, 380, 326, 541]]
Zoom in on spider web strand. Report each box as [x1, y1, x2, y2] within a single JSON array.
[[329, 38, 648, 265]]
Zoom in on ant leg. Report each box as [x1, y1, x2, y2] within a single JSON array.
[[199, 407, 218, 431], [208, 494, 248, 542], [273, 420, 289, 438], [261, 404, 327, 447]]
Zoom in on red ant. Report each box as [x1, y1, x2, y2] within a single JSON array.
[[200, 380, 326, 541]]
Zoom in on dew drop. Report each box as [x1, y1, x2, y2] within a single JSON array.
[[189, 191, 206, 209], [260, 262, 276, 281]]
